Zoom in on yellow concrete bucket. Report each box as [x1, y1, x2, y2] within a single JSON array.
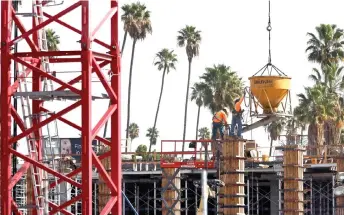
[[249, 76, 291, 114]]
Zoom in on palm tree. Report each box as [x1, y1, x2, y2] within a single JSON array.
[[198, 127, 210, 140], [265, 119, 285, 156], [148, 48, 177, 153], [294, 84, 337, 154], [45, 28, 60, 51], [200, 64, 244, 114], [308, 63, 344, 145], [146, 127, 159, 148], [309, 63, 344, 94], [124, 3, 152, 149], [121, 3, 138, 54], [306, 24, 344, 67], [191, 82, 207, 140], [127, 123, 139, 152], [177, 25, 201, 152]]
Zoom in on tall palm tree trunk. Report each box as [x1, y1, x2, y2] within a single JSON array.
[[182, 59, 192, 154], [308, 123, 317, 155], [195, 105, 201, 140], [121, 31, 128, 55], [316, 123, 324, 156], [149, 67, 167, 153], [125, 39, 137, 152], [269, 139, 273, 157]]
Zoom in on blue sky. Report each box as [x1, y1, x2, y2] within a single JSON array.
[[7, 0, 344, 155]]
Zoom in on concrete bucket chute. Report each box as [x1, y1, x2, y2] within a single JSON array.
[[248, 61, 292, 116], [249, 75, 291, 114]]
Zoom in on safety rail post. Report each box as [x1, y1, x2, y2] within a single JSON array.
[[283, 145, 304, 215], [218, 137, 246, 214]]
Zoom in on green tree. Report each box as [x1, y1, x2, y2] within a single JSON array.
[[200, 64, 244, 114], [45, 28, 60, 51], [146, 127, 159, 148], [294, 84, 337, 154], [265, 119, 285, 156], [124, 3, 152, 148], [198, 127, 210, 139], [177, 25, 201, 152], [149, 48, 177, 153], [308, 63, 344, 145], [121, 3, 140, 54], [306, 24, 344, 67], [191, 82, 207, 140], [135, 144, 148, 161]]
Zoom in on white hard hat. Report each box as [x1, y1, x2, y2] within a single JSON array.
[[223, 107, 229, 114]]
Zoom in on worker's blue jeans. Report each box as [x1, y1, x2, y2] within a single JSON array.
[[230, 115, 243, 137], [212, 122, 224, 140]]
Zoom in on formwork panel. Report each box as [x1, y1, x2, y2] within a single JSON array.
[[219, 138, 246, 215]]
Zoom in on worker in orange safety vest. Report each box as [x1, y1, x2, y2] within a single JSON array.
[[211, 107, 229, 141], [229, 91, 246, 138]]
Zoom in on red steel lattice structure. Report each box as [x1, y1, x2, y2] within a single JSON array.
[[0, 0, 121, 214]]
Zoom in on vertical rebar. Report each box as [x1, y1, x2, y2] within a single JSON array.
[[333, 174, 336, 215], [123, 182, 126, 215], [147, 188, 150, 214], [247, 178, 250, 215], [136, 183, 139, 212], [185, 180, 188, 215], [257, 179, 259, 214], [195, 185, 198, 211], [278, 175, 282, 215], [310, 177, 313, 215], [154, 181, 156, 215]]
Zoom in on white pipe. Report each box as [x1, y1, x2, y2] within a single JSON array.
[[201, 170, 208, 214]]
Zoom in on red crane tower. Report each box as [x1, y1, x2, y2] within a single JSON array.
[[0, 0, 121, 214]]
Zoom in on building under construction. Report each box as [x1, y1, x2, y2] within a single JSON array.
[[2, 0, 344, 215], [11, 136, 344, 215]]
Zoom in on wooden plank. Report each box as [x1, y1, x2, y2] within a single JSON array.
[[283, 145, 304, 215], [219, 137, 246, 214]]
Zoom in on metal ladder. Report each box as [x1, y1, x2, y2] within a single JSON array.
[[16, 174, 28, 215], [33, 1, 62, 212], [18, 63, 46, 214], [32, 0, 54, 92], [41, 111, 61, 210], [14, 1, 61, 213]]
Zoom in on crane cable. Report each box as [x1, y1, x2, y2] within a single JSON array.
[[267, 0, 272, 64]]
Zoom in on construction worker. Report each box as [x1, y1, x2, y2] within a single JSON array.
[[210, 107, 229, 159], [230, 92, 246, 138], [211, 107, 229, 141]]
